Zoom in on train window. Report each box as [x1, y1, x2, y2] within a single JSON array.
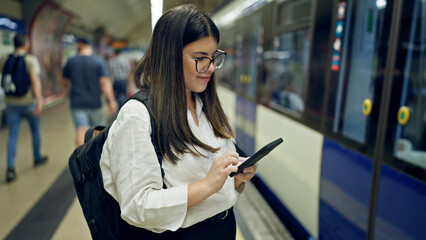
[[261, 28, 310, 115], [388, 0, 426, 180], [277, 0, 312, 26], [234, 12, 263, 101], [259, 0, 313, 116]]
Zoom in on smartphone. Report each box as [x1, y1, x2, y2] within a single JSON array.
[[230, 137, 283, 177]]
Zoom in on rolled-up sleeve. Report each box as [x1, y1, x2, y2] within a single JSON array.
[[101, 100, 188, 232]]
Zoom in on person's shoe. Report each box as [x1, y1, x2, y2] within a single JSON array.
[[6, 168, 17, 183], [34, 155, 48, 167]]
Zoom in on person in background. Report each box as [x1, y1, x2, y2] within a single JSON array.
[[0, 34, 48, 183], [100, 5, 256, 239], [108, 49, 131, 109], [62, 37, 117, 147]]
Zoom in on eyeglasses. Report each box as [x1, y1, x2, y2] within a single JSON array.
[[183, 49, 226, 73]]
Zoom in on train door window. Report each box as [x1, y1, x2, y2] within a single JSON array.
[[327, 0, 392, 155], [388, 0, 426, 181], [261, 0, 312, 115]]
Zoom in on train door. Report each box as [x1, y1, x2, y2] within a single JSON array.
[[321, 0, 426, 239], [321, 0, 394, 237], [373, 0, 426, 239], [319, 0, 378, 237]]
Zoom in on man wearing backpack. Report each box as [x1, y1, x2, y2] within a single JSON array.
[[0, 34, 48, 183]]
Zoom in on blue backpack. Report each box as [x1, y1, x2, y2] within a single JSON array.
[[1, 54, 32, 96]]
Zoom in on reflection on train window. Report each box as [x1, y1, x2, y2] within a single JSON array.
[[391, 0, 426, 177], [234, 13, 263, 101], [277, 0, 312, 26], [262, 29, 310, 114]]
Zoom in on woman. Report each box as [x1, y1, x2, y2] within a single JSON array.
[[100, 5, 256, 239]]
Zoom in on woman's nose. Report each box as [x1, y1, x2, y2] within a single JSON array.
[[208, 60, 216, 73]]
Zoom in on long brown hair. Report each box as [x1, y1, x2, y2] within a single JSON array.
[[132, 5, 235, 163]]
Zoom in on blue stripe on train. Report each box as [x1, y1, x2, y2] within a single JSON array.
[[375, 163, 426, 239], [321, 137, 426, 239], [320, 137, 372, 239]]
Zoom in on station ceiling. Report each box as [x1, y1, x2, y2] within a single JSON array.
[[51, 0, 227, 47]]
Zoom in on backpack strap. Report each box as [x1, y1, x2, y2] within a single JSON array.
[[84, 125, 107, 143], [127, 89, 167, 189]]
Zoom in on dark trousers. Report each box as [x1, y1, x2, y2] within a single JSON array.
[[103, 192, 236, 240], [173, 209, 236, 239], [121, 209, 236, 240]]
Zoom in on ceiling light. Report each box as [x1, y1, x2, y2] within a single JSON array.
[[151, 0, 163, 32]]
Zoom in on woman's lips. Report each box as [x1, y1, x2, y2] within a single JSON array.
[[198, 76, 211, 82]]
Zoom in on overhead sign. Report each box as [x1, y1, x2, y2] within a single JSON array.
[[111, 40, 127, 49], [0, 15, 25, 32]]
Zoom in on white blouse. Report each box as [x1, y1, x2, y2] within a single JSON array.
[[100, 95, 239, 233]]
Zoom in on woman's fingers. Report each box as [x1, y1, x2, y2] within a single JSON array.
[[243, 165, 256, 174], [205, 151, 239, 193], [237, 157, 248, 166], [219, 151, 239, 173], [222, 151, 239, 165], [235, 165, 257, 182]]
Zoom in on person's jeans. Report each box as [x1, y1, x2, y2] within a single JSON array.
[[6, 104, 41, 168], [113, 80, 127, 108]]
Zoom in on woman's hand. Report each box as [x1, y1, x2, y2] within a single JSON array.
[[188, 151, 239, 209], [235, 165, 257, 183], [234, 157, 257, 192], [204, 151, 239, 194]]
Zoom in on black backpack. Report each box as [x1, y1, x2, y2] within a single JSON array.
[[68, 89, 169, 240], [1, 54, 32, 96]]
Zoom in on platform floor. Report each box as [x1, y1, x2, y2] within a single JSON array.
[[0, 100, 292, 240]]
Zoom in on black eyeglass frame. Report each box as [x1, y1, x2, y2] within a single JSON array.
[[183, 49, 226, 73]]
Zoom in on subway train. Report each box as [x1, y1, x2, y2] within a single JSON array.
[[211, 0, 426, 239]]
